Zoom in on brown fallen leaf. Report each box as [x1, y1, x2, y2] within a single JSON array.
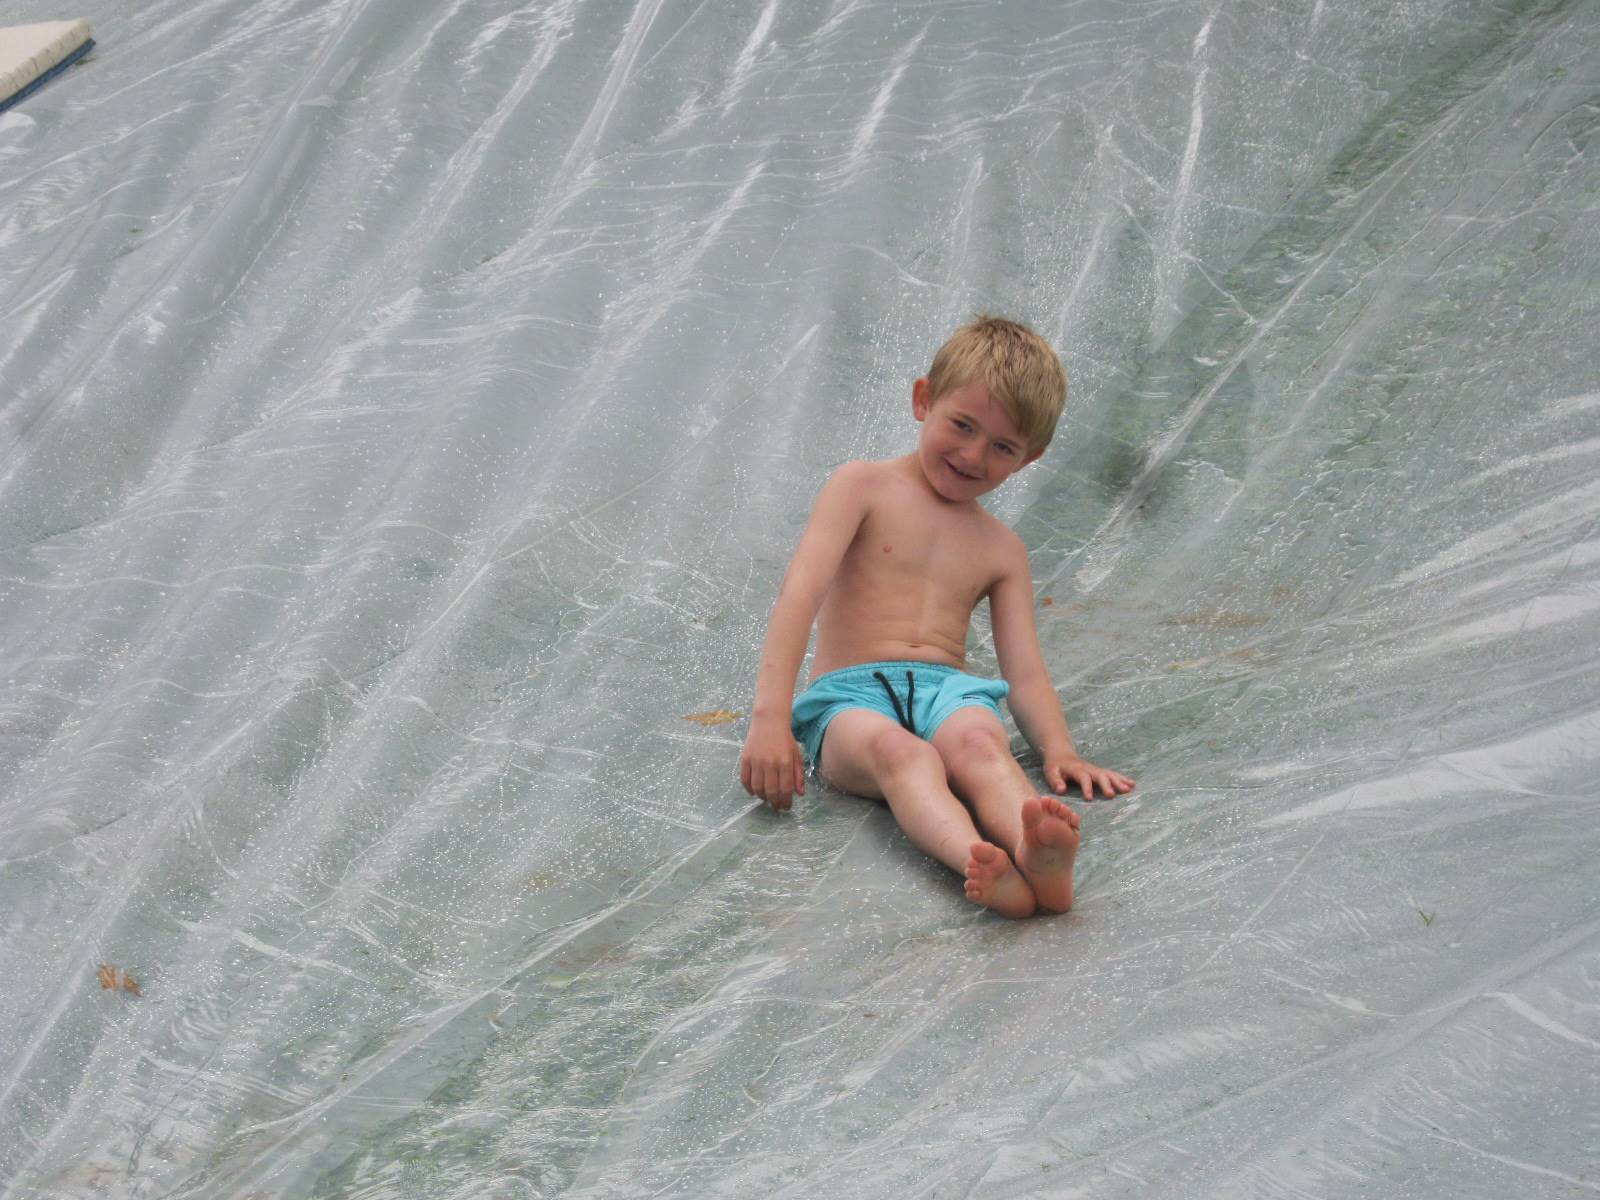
[[1168, 646, 1259, 671], [1163, 609, 1266, 631], [1039, 596, 1054, 607], [682, 710, 741, 727], [97, 964, 141, 997]]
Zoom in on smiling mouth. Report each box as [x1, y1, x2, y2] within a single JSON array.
[[947, 461, 978, 480]]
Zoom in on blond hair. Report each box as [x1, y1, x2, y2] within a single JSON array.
[[925, 315, 1067, 452]]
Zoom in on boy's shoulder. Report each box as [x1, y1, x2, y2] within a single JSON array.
[[826, 457, 895, 485], [813, 457, 904, 508], [823, 457, 1026, 549]]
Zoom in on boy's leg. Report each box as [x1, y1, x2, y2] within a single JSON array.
[[930, 707, 1081, 914], [819, 708, 1036, 918]]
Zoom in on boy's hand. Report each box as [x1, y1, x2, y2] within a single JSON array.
[[740, 718, 807, 812], [1045, 751, 1135, 800]]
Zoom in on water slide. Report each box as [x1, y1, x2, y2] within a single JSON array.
[[0, 21, 93, 113], [2, 1, 1596, 1195]]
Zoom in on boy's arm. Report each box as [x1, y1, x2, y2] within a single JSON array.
[[989, 535, 1135, 800], [741, 462, 873, 811]]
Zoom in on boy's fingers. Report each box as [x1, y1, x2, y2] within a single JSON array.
[[764, 764, 791, 811]]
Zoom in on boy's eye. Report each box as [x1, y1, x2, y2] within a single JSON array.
[[995, 444, 1016, 456]]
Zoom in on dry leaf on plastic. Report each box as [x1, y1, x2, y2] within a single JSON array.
[[682, 710, 741, 727], [1040, 596, 1054, 607], [97, 964, 141, 996]]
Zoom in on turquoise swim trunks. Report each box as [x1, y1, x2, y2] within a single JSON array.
[[790, 660, 1010, 765]]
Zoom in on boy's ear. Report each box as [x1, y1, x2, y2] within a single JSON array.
[[912, 377, 931, 420]]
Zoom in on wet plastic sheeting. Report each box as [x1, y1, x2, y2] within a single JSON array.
[[2, 0, 1597, 1195]]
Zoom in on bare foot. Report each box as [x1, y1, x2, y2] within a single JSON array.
[[1015, 796, 1080, 914], [964, 841, 1037, 919]]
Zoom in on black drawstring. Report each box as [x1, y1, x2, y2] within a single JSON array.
[[873, 670, 917, 737]]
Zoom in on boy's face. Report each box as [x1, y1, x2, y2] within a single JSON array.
[[912, 376, 1044, 501]]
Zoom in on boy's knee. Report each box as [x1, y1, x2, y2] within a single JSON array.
[[951, 720, 1011, 765], [868, 726, 940, 777]]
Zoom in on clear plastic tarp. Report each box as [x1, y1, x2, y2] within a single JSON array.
[[2, 0, 1597, 1196]]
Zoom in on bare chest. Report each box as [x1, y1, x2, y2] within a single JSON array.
[[836, 503, 1004, 610]]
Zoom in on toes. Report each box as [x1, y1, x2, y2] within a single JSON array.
[[1035, 795, 1078, 828], [970, 841, 1007, 869], [1053, 800, 1080, 831]]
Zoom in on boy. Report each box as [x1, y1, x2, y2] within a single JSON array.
[[739, 316, 1135, 919]]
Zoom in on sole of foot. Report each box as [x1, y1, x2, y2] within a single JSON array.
[[1016, 795, 1079, 914], [965, 840, 1037, 919]]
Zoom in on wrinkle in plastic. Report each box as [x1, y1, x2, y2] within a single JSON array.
[[1, 0, 1597, 1196]]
